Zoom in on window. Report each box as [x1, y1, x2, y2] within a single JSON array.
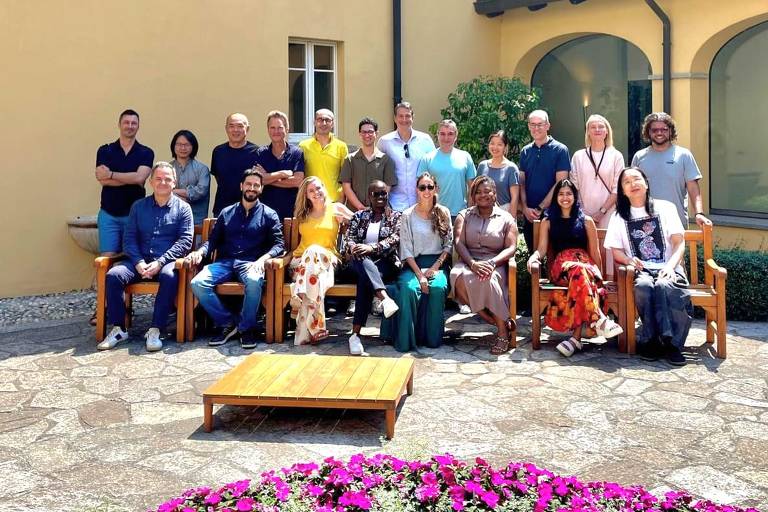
[[710, 22, 768, 218], [289, 40, 337, 140], [531, 35, 652, 162]]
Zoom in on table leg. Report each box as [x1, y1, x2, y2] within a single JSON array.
[[203, 399, 213, 433], [385, 408, 395, 439], [406, 371, 413, 396]]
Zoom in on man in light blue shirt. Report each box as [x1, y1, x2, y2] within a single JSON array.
[[378, 101, 435, 211], [417, 119, 476, 217]]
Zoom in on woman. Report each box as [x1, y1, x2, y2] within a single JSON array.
[[290, 177, 353, 347], [170, 130, 211, 226], [452, 176, 518, 355], [476, 130, 520, 217], [527, 179, 623, 357], [343, 181, 402, 354], [604, 167, 690, 366], [384, 173, 453, 352], [570, 115, 624, 229]]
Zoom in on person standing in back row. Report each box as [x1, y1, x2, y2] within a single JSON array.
[[211, 113, 259, 216]]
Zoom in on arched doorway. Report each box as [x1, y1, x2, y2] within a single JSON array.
[[710, 21, 768, 218], [531, 35, 652, 162]]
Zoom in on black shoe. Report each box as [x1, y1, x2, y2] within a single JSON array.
[[240, 329, 259, 349], [637, 340, 663, 361], [209, 324, 239, 346], [666, 346, 687, 366]]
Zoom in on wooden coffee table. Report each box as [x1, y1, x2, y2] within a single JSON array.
[[203, 353, 414, 439]]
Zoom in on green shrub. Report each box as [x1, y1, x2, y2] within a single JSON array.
[[430, 76, 541, 162], [690, 246, 768, 322]]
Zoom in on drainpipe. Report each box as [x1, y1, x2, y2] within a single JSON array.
[[393, 0, 403, 109], [645, 0, 671, 113]]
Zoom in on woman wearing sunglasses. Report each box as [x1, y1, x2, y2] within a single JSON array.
[[343, 181, 402, 355], [382, 173, 452, 352]]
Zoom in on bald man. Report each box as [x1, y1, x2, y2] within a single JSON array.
[[211, 113, 259, 216]]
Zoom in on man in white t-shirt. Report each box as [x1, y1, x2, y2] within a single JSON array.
[[605, 167, 692, 366]]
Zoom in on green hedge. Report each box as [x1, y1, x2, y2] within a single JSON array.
[[514, 237, 532, 311]]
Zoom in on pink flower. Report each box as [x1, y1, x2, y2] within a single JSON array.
[[236, 497, 255, 511], [204, 492, 221, 505], [415, 484, 440, 502], [338, 490, 372, 510], [421, 472, 438, 486], [481, 490, 500, 508]]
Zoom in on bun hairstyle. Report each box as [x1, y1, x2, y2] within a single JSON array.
[[416, 172, 450, 241]]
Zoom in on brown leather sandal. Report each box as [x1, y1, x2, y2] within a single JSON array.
[[490, 336, 511, 355], [309, 329, 329, 345]]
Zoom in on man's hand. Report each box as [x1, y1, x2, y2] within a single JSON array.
[[523, 207, 539, 223], [251, 258, 266, 277], [186, 250, 203, 266], [135, 261, 149, 276], [142, 261, 162, 279], [95, 165, 111, 181], [695, 213, 712, 227]]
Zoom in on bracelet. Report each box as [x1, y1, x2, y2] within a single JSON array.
[[110, 171, 114, 179], [695, 212, 705, 217]]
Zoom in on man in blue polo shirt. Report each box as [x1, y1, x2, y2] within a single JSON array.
[[211, 113, 259, 216], [98, 162, 193, 352], [188, 169, 284, 348], [255, 110, 305, 221], [519, 110, 571, 251]]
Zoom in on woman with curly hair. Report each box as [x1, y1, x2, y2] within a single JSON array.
[[527, 178, 623, 357], [384, 173, 453, 352], [289, 176, 353, 347]]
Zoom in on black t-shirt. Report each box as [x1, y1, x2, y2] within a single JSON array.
[[96, 140, 154, 217], [210, 141, 259, 215]]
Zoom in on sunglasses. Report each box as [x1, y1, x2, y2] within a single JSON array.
[[371, 190, 388, 198], [403, 143, 410, 159], [418, 184, 435, 191]]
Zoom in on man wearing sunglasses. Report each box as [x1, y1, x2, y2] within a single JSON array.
[[631, 112, 710, 228], [378, 102, 435, 211], [340, 117, 397, 211]]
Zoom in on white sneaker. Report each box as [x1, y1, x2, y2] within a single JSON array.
[[594, 317, 624, 338], [459, 304, 472, 314], [556, 337, 583, 357], [144, 328, 163, 352], [97, 326, 128, 351], [381, 297, 399, 318], [372, 297, 384, 316], [348, 333, 365, 356]]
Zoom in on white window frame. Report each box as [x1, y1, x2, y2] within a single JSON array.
[[288, 39, 338, 143]]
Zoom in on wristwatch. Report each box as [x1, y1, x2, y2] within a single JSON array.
[[599, 207, 607, 214]]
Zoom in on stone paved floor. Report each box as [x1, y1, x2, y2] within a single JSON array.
[[1, 309, 767, 511]]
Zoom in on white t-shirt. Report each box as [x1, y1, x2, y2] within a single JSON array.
[[364, 220, 381, 245], [604, 199, 685, 273]]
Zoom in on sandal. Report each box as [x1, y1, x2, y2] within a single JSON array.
[[556, 336, 583, 357], [490, 336, 511, 355], [505, 318, 517, 345], [309, 329, 329, 345], [594, 316, 624, 339]]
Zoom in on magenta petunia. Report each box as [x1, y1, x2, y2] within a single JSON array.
[[236, 497, 255, 511]]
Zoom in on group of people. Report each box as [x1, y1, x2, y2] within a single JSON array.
[[93, 103, 710, 366]]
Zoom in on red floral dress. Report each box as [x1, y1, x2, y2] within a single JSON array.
[[544, 248, 604, 335]]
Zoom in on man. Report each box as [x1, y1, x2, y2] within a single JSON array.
[[378, 101, 435, 211], [518, 110, 571, 251], [255, 110, 305, 222], [299, 109, 348, 202], [340, 117, 397, 211], [211, 113, 259, 216], [188, 169, 284, 348], [92, 109, 154, 325], [631, 112, 711, 228], [417, 119, 476, 218], [97, 162, 193, 352]]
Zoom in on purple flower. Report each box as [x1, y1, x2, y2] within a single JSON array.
[[415, 484, 440, 502], [480, 490, 499, 508], [236, 497, 255, 511], [338, 490, 372, 510], [204, 492, 221, 505]]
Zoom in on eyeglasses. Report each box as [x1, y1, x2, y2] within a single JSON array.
[[174, 142, 192, 148], [417, 184, 435, 191], [371, 191, 388, 198], [528, 123, 547, 129], [403, 143, 410, 159], [316, 117, 333, 124], [650, 127, 670, 133], [360, 129, 376, 135]]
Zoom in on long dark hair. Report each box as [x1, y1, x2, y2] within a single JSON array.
[[170, 129, 199, 160], [416, 172, 450, 241], [545, 179, 585, 240], [616, 167, 654, 221]]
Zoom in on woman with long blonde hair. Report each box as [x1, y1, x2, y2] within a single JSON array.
[[289, 177, 354, 348], [382, 172, 452, 352]]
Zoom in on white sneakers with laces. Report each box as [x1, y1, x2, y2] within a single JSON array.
[[144, 327, 163, 352], [348, 333, 365, 356], [381, 297, 399, 319], [97, 326, 129, 351]]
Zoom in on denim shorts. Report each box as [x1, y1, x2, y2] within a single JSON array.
[[97, 209, 129, 253]]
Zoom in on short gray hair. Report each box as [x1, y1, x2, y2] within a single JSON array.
[[528, 110, 550, 123], [151, 161, 176, 181]]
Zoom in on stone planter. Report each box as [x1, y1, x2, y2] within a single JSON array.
[[66, 215, 99, 255]]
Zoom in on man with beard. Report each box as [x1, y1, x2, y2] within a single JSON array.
[[188, 169, 284, 348], [97, 162, 193, 352], [631, 112, 711, 228]]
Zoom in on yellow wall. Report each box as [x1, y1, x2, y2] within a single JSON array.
[[0, 0, 396, 297], [496, 0, 768, 250]]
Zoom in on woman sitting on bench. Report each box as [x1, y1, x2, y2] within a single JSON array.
[[289, 177, 353, 346]]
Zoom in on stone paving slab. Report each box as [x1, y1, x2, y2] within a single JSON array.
[[0, 310, 766, 511]]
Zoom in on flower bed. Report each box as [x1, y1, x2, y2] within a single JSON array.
[[152, 454, 758, 512]]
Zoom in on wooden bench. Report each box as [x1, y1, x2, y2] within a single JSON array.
[[203, 353, 414, 439], [184, 217, 275, 342], [624, 223, 728, 358], [529, 220, 627, 351], [266, 218, 357, 343], [94, 255, 187, 343]]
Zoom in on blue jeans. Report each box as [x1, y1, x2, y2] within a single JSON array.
[[106, 260, 178, 329], [634, 268, 692, 349], [190, 259, 265, 331], [98, 209, 129, 253]]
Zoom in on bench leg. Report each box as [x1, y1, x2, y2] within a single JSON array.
[[203, 399, 214, 433], [406, 372, 413, 396], [385, 408, 395, 439]]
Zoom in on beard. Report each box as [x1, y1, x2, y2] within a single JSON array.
[[242, 190, 259, 202]]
